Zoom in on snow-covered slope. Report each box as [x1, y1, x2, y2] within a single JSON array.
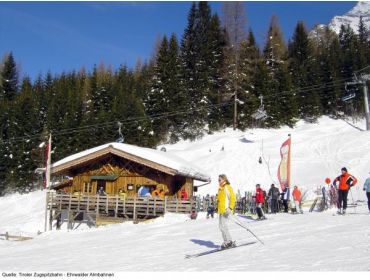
[[0, 117, 369, 272], [329, 1, 370, 33], [0, 204, 369, 271], [164, 116, 370, 201]]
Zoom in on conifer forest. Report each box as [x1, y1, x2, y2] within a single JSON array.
[[1, 2, 369, 194]]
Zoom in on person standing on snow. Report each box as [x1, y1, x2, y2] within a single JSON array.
[[268, 183, 280, 213], [363, 173, 370, 213], [281, 184, 291, 213], [255, 184, 267, 220], [292, 186, 303, 214], [333, 167, 358, 215], [217, 174, 236, 249]]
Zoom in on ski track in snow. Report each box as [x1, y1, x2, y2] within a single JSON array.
[[0, 117, 370, 271]]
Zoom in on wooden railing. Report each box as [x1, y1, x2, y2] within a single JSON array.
[[46, 192, 195, 220]]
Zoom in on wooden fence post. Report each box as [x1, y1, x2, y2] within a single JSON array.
[[164, 197, 167, 214], [96, 195, 100, 217], [49, 192, 54, 231], [123, 196, 126, 215], [133, 197, 137, 222], [67, 193, 72, 230], [115, 195, 118, 218], [154, 197, 157, 216]]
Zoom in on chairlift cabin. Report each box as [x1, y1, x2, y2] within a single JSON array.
[[342, 82, 358, 102], [252, 95, 268, 120]]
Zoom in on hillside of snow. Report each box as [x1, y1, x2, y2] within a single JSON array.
[[329, 1, 370, 34], [164, 116, 370, 202], [0, 190, 369, 272], [0, 116, 370, 272]]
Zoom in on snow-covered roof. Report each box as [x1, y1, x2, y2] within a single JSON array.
[[51, 142, 211, 182]]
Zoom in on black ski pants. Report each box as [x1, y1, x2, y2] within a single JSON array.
[[366, 192, 370, 211], [271, 199, 278, 213], [256, 203, 265, 218], [283, 200, 289, 213], [338, 189, 349, 210]]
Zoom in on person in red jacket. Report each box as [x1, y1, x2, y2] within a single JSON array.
[[255, 184, 266, 220], [180, 189, 189, 201], [333, 167, 358, 215], [292, 186, 303, 214]]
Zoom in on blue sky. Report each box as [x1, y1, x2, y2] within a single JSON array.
[[0, 1, 356, 81]]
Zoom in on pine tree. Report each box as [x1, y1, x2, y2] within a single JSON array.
[[88, 64, 115, 146], [263, 15, 286, 71], [111, 65, 154, 147], [253, 60, 271, 128], [144, 36, 172, 143], [289, 21, 322, 122], [221, 1, 247, 130], [338, 24, 363, 117], [237, 29, 260, 129], [191, 1, 213, 136], [180, 2, 199, 139], [11, 77, 40, 191], [1, 52, 18, 101], [132, 60, 157, 147], [180, 2, 223, 139], [0, 52, 19, 193], [356, 16, 369, 69], [263, 15, 292, 127], [275, 63, 298, 127], [205, 14, 227, 132], [167, 33, 188, 142], [338, 24, 357, 79], [314, 27, 343, 116]]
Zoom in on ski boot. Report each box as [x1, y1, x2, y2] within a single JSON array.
[[342, 209, 346, 215], [221, 241, 236, 250], [337, 209, 342, 215]]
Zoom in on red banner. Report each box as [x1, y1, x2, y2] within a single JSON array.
[[277, 137, 291, 190]]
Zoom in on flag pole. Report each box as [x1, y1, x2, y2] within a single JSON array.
[[45, 134, 52, 189], [44, 134, 52, 232], [288, 134, 291, 187]]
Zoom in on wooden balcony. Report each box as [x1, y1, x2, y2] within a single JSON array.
[[45, 192, 196, 230]]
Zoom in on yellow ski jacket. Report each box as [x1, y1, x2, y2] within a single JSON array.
[[217, 183, 236, 214]]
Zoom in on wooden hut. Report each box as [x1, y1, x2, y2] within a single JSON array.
[[50, 142, 211, 199]]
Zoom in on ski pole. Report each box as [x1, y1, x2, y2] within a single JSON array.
[[231, 216, 265, 245], [349, 188, 357, 213]]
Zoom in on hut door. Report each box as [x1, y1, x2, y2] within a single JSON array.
[[97, 180, 106, 192]]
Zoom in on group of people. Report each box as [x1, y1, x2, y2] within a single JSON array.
[[137, 185, 167, 199], [252, 183, 303, 219], [215, 167, 370, 250]]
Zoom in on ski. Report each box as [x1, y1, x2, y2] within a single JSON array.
[[237, 215, 267, 222], [185, 241, 257, 259]]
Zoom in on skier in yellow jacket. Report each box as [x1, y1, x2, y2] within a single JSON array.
[[217, 174, 236, 249]]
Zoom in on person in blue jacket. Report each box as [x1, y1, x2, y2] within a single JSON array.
[[363, 173, 370, 212], [138, 186, 151, 197]]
